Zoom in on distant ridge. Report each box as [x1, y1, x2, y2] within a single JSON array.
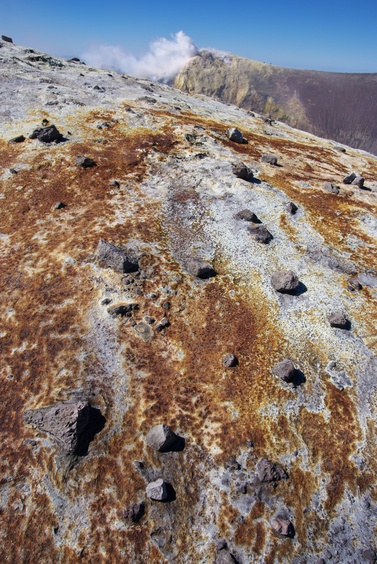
[[175, 50, 377, 155]]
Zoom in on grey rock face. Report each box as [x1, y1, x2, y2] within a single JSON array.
[[256, 458, 288, 482], [146, 479, 168, 501], [226, 127, 246, 144], [247, 224, 273, 243], [232, 162, 253, 180], [327, 312, 350, 329], [323, 182, 340, 194], [261, 154, 278, 165], [145, 424, 179, 452], [271, 517, 295, 537], [23, 400, 105, 456], [29, 124, 63, 143], [184, 258, 216, 279], [1, 35, 13, 43], [97, 239, 139, 273], [74, 155, 96, 168], [272, 358, 297, 383], [271, 270, 300, 293], [215, 550, 239, 564], [235, 209, 260, 223]]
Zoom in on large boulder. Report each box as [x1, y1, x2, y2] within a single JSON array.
[[97, 239, 139, 273], [29, 124, 63, 143], [23, 400, 105, 456]]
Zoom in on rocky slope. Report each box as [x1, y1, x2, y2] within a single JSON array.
[[174, 51, 377, 156], [1, 39, 377, 563]]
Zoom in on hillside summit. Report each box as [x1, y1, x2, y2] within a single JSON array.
[[175, 50, 377, 156], [1, 38, 377, 563]]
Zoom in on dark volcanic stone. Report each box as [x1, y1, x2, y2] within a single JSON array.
[[54, 201, 66, 210], [261, 154, 278, 165], [285, 202, 298, 215], [29, 125, 63, 143], [271, 517, 295, 538], [327, 312, 350, 329], [155, 317, 170, 332], [256, 458, 288, 482], [271, 270, 300, 293], [75, 155, 96, 168], [2, 35, 13, 43], [343, 172, 357, 184], [109, 180, 120, 188], [222, 354, 238, 367], [232, 162, 253, 181], [145, 424, 179, 452], [273, 358, 297, 383], [97, 239, 139, 273], [235, 209, 261, 223], [247, 224, 273, 243], [107, 303, 139, 317], [184, 258, 216, 279], [226, 127, 246, 144], [8, 135, 25, 144], [146, 479, 168, 501], [323, 182, 340, 194], [23, 400, 105, 456], [124, 501, 145, 523]]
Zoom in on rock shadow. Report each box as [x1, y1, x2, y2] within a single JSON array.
[[162, 483, 176, 503], [160, 436, 186, 453], [75, 406, 106, 456], [291, 369, 306, 388]]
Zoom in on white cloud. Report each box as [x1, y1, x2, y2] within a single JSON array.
[[81, 31, 198, 82]]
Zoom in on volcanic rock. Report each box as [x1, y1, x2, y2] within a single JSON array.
[[124, 501, 145, 523], [235, 209, 261, 223], [232, 162, 253, 180], [8, 135, 25, 143], [272, 358, 297, 383], [1, 35, 13, 43], [97, 239, 139, 273], [352, 175, 365, 189], [146, 479, 168, 501], [107, 303, 139, 317], [271, 518, 295, 538], [215, 550, 239, 564], [323, 182, 340, 194], [285, 202, 298, 214], [29, 124, 63, 143], [327, 312, 350, 329], [75, 155, 96, 168], [247, 224, 273, 243], [145, 424, 179, 452], [184, 258, 216, 278], [226, 127, 246, 144], [256, 458, 288, 482], [261, 154, 278, 165], [222, 354, 238, 367], [271, 271, 300, 293], [343, 173, 357, 184]]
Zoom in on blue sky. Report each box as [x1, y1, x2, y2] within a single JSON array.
[[1, 0, 377, 73]]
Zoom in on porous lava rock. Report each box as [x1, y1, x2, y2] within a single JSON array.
[[97, 239, 139, 273], [271, 270, 300, 293], [145, 424, 179, 452], [23, 400, 105, 456]]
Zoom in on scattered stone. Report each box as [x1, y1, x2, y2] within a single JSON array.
[[1, 35, 13, 43], [256, 458, 288, 482], [124, 501, 145, 523], [97, 239, 139, 273], [247, 224, 273, 243], [68, 57, 81, 63], [9, 168, 18, 174], [222, 354, 238, 367], [351, 175, 365, 189], [343, 172, 356, 184], [162, 301, 171, 310], [134, 322, 153, 342], [54, 201, 66, 210], [184, 258, 216, 279], [75, 155, 96, 168], [23, 400, 105, 457], [144, 316, 155, 324], [327, 312, 350, 329], [271, 270, 300, 293], [323, 182, 340, 194], [145, 424, 179, 452], [347, 277, 362, 292], [261, 154, 278, 165], [8, 135, 25, 144], [272, 358, 297, 383], [235, 209, 261, 223], [109, 180, 120, 188], [285, 202, 298, 215], [334, 146, 346, 153], [29, 125, 63, 143], [107, 303, 139, 317], [155, 317, 170, 332], [271, 517, 295, 538], [226, 128, 247, 144], [232, 162, 253, 181], [146, 479, 168, 501]]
